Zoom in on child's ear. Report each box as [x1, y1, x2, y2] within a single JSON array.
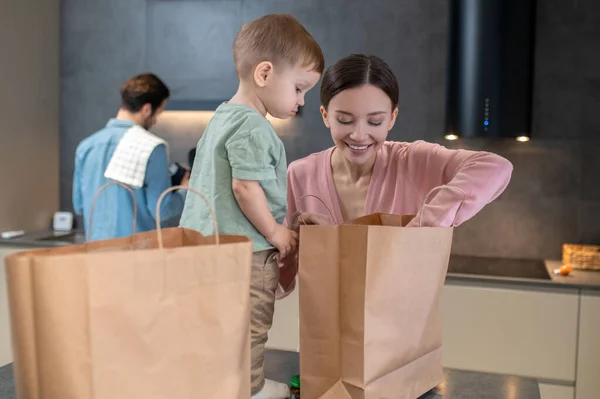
[[254, 61, 274, 88], [320, 106, 330, 128]]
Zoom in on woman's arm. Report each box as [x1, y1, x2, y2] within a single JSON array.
[[276, 166, 302, 299], [276, 155, 339, 299], [404, 141, 513, 227]]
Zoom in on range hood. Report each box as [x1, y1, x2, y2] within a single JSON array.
[[445, 0, 536, 141]]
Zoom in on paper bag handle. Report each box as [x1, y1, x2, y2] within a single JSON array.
[[155, 186, 219, 248], [88, 181, 138, 241], [297, 194, 336, 225], [417, 185, 467, 227]]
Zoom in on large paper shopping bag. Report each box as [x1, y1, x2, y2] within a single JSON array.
[[299, 213, 453, 399], [5, 184, 253, 399]]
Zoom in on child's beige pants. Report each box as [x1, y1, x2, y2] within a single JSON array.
[[250, 249, 279, 395]]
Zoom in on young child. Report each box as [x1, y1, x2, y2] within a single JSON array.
[[179, 13, 324, 399]]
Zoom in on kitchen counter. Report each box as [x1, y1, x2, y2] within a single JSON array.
[[264, 350, 540, 399], [0, 350, 541, 399], [447, 254, 600, 291], [3, 230, 599, 291], [0, 365, 14, 399], [0, 229, 85, 248]]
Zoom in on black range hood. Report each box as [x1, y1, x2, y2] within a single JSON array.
[[445, 0, 536, 141]]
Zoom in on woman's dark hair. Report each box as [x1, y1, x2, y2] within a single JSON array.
[[120, 73, 170, 114], [320, 54, 399, 110]]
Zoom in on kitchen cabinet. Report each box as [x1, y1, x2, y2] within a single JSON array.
[[539, 383, 574, 399], [442, 280, 579, 382], [0, 246, 44, 367], [270, 279, 583, 386], [268, 287, 300, 352], [269, 277, 600, 399], [575, 290, 600, 399], [0, 247, 22, 367]]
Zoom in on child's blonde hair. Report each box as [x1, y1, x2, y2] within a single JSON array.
[[233, 14, 325, 78]]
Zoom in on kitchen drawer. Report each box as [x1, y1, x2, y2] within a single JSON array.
[[442, 281, 579, 382]]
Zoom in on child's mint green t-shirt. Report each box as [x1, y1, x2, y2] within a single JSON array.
[[180, 103, 288, 252]]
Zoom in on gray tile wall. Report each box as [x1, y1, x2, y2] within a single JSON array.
[[60, 0, 600, 259]]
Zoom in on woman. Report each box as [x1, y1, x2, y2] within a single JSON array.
[[278, 54, 513, 297]]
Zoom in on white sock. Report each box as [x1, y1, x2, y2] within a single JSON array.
[[252, 379, 290, 399]]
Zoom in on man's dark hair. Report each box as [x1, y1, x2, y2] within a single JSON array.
[[120, 73, 170, 114]]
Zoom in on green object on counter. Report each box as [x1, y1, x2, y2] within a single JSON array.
[[290, 375, 300, 398], [290, 375, 300, 389]]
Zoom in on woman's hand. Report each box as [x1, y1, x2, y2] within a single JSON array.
[[290, 211, 332, 232]]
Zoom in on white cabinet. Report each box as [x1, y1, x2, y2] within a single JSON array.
[[575, 290, 600, 399], [268, 284, 300, 352], [441, 281, 579, 382], [0, 247, 23, 367], [269, 277, 599, 399], [539, 383, 574, 399], [0, 253, 10, 367]]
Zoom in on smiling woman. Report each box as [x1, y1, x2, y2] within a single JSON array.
[[325, 84, 396, 162], [277, 54, 515, 298], [320, 55, 399, 169]]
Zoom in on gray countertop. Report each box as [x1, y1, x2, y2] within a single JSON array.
[[0, 229, 85, 248], [0, 364, 14, 399], [3, 230, 599, 291], [544, 260, 600, 290], [263, 350, 540, 399], [0, 350, 541, 399], [446, 256, 600, 291]]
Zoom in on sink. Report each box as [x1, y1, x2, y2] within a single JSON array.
[[448, 255, 551, 280]]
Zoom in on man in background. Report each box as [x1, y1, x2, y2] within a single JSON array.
[[73, 73, 188, 241]]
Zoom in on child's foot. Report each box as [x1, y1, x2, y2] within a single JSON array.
[[252, 379, 291, 399]]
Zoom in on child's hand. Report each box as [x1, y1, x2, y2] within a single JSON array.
[[267, 224, 298, 259]]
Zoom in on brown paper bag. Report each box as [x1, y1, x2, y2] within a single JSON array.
[[5, 184, 253, 399], [299, 213, 454, 399]]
